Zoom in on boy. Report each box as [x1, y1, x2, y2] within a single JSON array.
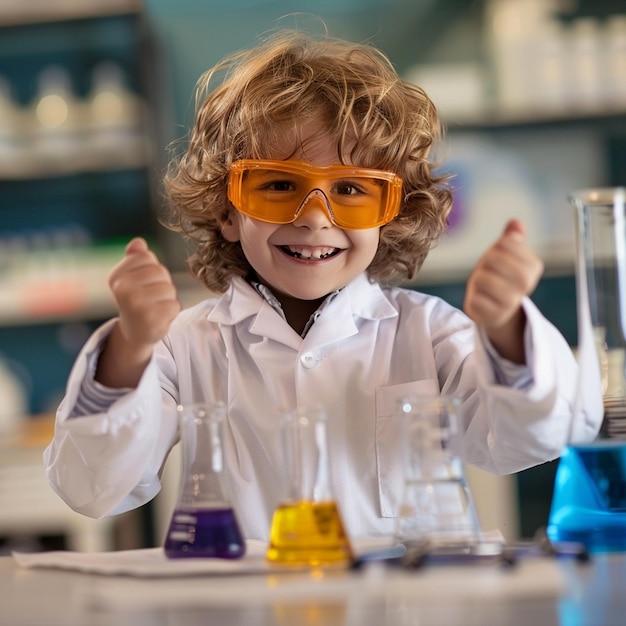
[[44, 32, 602, 540]]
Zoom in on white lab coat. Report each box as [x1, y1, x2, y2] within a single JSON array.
[[44, 273, 602, 540]]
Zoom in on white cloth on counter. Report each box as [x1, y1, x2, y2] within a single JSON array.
[[12, 541, 285, 577]]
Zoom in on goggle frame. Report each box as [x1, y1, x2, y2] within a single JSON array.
[[227, 159, 403, 230]]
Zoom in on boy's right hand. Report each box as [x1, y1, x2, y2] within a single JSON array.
[[108, 237, 181, 352], [96, 237, 181, 388]]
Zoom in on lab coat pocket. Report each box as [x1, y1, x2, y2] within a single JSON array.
[[375, 379, 439, 518]]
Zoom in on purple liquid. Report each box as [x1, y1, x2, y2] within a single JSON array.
[[164, 508, 246, 559]]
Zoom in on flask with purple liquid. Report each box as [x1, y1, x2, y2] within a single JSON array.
[[164, 403, 245, 559]]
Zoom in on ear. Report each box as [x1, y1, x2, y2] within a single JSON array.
[[221, 210, 241, 242]]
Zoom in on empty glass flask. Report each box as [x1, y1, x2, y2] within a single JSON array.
[[396, 395, 481, 546]]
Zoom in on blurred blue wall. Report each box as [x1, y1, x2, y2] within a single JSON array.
[[143, 0, 474, 136]]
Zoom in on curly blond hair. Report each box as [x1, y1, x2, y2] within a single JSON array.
[[163, 30, 452, 293]]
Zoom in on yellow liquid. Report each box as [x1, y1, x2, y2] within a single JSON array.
[[266, 500, 353, 566]]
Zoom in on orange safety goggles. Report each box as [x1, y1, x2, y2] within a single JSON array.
[[227, 159, 403, 230]]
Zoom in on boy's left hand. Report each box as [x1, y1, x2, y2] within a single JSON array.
[[463, 219, 544, 363]]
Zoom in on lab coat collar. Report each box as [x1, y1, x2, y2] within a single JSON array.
[[344, 272, 399, 322], [303, 273, 399, 348], [206, 273, 398, 348], [206, 275, 264, 326]]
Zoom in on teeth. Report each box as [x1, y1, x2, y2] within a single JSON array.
[[284, 245, 337, 260]]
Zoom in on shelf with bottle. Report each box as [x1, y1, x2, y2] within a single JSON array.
[[0, 230, 208, 326], [0, 236, 125, 326], [0, 5, 152, 180], [0, 59, 151, 180], [0, 243, 200, 327], [0, 2, 163, 434], [406, 6, 626, 135], [0, 4, 161, 325], [443, 106, 626, 134]]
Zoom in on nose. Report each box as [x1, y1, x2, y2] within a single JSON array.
[[293, 189, 334, 229]]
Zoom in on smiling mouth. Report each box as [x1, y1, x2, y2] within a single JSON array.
[[280, 245, 342, 260]]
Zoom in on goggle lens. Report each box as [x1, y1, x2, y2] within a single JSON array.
[[227, 160, 402, 229]]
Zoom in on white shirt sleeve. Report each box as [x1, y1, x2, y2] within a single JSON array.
[[71, 347, 130, 417], [464, 296, 603, 474], [477, 324, 534, 390], [43, 319, 176, 519]]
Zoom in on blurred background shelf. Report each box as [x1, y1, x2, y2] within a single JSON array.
[[0, 1, 163, 417], [0, 0, 167, 552], [0, 0, 142, 27], [446, 107, 626, 131]]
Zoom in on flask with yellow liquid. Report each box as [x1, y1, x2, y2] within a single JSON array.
[[266, 405, 353, 566]]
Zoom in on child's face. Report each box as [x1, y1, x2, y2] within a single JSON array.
[[222, 122, 382, 301]]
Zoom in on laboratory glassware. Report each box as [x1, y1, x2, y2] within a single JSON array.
[[164, 403, 245, 559], [266, 405, 353, 566], [396, 394, 481, 546], [548, 187, 626, 552]]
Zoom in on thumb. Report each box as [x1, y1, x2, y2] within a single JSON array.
[[125, 237, 149, 255], [503, 218, 526, 243]]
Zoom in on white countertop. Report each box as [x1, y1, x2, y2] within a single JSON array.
[[2, 545, 620, 626]]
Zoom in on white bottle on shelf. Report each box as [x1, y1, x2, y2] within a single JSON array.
[[484, 0, 565, 116], [603, 14, 626, 108], [28, 65, 85, 173], [565, 17, 603, 112], [527, 18, 567, 114], [86, 61, 146, 169]]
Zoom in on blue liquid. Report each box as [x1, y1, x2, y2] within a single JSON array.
[[548, 442, 626, 553], [164, 508, 246, 559]]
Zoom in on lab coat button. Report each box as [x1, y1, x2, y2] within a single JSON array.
[[301, 352, 316, 368]]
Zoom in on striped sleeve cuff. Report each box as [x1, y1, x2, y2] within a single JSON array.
[[70, 343, 132, 417], [478, 325, 534, 390], [72, 375, 131, 416]]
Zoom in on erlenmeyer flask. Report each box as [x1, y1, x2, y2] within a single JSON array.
[[164, 403, 245, 559], [266, 405, 353, 566], [548, 187, 626, 552], [396, 395, 481, 546]]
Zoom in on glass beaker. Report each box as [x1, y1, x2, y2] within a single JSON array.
[[396, 395, 481, 546], [266, 405, 353, 566], [547, 187, 626, 552], [571, 187, 626, 437], [164, 403, 245, 559]]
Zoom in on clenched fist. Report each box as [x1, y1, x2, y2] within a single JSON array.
[[463, 219, 543, 363], [109, 238, 181, 349], [97, 238, 181, 388]]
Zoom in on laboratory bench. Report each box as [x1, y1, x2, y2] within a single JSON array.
[[2, 544, 626, 626]]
